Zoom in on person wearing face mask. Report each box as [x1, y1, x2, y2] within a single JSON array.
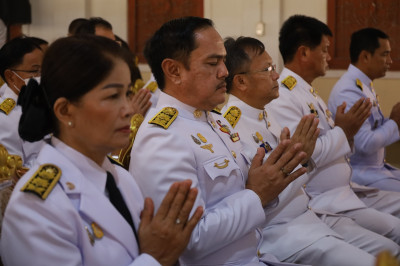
[[0, 36, 44, 168]]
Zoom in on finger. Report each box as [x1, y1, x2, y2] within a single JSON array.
[[301, 115, 315, 139], [176, 187, 199, 226], [280, 148, 307, 176], [274, 142, 303, 170], [285, 166, 307, 183], [249, 147, 266, 170], [264, 139, 291, 165], [183, 206, 204, 234], [139, 197, 154, 228], [305, 116, 319, 140], [336, 102, 346, 115], [164, 180, 192, 223], [280, 127, 290, 142], [293, 116, 307, 138], [154, 182, 180, 219]]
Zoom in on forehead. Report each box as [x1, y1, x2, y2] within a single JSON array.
[[320, 35, 330, 46], [249, 50, 272, 67], [20, 48, 43, 66], [190, 27, 225, 59], [377, 38, 391, 51]]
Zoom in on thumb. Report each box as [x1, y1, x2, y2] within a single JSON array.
[[336, 102, 347, 114], [280, 127, 290, 142], [250, 147, 265, 169], [139, 197, 154, 227]]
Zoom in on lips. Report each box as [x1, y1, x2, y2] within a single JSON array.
[[217, 82, 227, 90], [117, 125, 131, 133]]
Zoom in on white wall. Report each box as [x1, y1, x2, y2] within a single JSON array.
[[23, 0, 127, 43]]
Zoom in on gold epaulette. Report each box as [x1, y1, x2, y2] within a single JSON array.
[[145, 81, 158, 93], [20, 164, 61, 200], [223, 106, 241, 128], [356, 79, 363, 91], [281, 76, 297, 90], [0, 98, 16, 115], [148, 107, 178, 129], [211, 107, 222, 115]]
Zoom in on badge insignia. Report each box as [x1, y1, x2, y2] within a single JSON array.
[[85, 226, 95, 246], [267, 122, 271, 128], [193, 109, 202, 118], [216, 120, 231, 134], [145, 81, 158, 93], [308, 103, 319, 118], [231, 150, 237, 158], [20, 164, 61, 200], [91, 222, 104, 239], [131, 79, 145, 94], [326, 109, 332, 118], [309, 88, 318, 98], [211, 107, 222, 115], [197, 133, 207, 143], [0, 98, 16, 115], [356, 79, 363, 91], [148, 107, 178, 129], [230, 132, 240, 142], [281, 76, 297, 90], [260, 141, 273, 153], [252, 134, 260, 143], [201, 144, 214, 153], [258, 112, 263, 121], [223, 106, 241, 128], [255, 132, 263, 142], [214, 159, 230, 169], [191, 135, 201, 145]]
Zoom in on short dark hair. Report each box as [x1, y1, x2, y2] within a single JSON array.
[[68, 18, 89, 35], [224, 36, 265, 92], [279, 15, 332, 64], [18, 35, 131, 141], [89, 17, 113, 30], [144, 16, 214, 90], [0, 36, 41, 81], [350, 28, 389, 64], [29, 36, 48, 47]]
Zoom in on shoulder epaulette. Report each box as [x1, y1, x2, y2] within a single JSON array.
[[131, 79, 145, 94], [211, 107, 222, 115], [148, 107, 178, 129], [0, 98, 16, 115], [107, 156, 124, 168], [145, 81, 158, 93], [356, 79, 363, 91], [20, 164, 61, 200], [281, 76, 297, 90], [223, 106, 241, 128]]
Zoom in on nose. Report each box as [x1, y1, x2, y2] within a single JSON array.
[[387, 54, 393, 65], [326, 52, 332, 62], [218, 62, 229, 79], [272, 70, 280, 80], [123, 94, 135, 118]]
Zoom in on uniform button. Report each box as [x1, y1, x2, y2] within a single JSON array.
[[66, 182, 75, 190], [303, 184, 306, 188], [257, 250, 260, 257], [347, 158, 350, 162], [308, 206, 312, 210], [231, 151, 236, 158]]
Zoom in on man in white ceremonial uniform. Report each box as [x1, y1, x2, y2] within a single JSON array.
[[0, 37, 45, 167], [328, 28, 400, 192], [130, 17, 309, 266], [267, 15, 400, 256], [221, 36, 389, 266]]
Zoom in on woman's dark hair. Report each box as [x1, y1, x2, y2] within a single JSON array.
[[144, 16, 214, 90], [18, 35, 131, 142]]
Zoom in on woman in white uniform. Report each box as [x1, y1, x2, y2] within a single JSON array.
[[1, 35, 203, 266]]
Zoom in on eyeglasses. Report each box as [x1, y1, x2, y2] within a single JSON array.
[[9, 68, 41, 77], [238, 64, 277, 75]]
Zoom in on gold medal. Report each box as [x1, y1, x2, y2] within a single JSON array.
[[200, 144, 214, 153], [191, 135, 201, 145], [91, 222, 104, 239], [193, 110, 202, 118], [197, 133, 207, 143]]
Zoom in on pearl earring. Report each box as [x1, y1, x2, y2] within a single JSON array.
[[68, 121, 72, 127]]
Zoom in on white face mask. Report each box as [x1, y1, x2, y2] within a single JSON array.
[[11, 71, 41, 92]]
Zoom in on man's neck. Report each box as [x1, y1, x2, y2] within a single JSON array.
[[285, 63, 316, 85]]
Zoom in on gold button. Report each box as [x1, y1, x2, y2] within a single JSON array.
[[303, 184, 306, 188], [212, 122, 216, 128], [193, 110, 202, 118], [66, 182, 75, 190], [308, 206, 311, 210], [231, 151, 236, 158]]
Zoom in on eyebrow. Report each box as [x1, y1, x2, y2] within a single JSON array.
[[206, 54, 226, 60], [102, 82, 133, 89]]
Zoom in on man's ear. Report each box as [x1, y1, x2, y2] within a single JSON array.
[[233, 74, 248, 92], [162, 58, 182, 85], [298, 45, 309, 62], [53, 97, 74, 128], [4, 69, 15, 85], [359, 50, 371, 64]]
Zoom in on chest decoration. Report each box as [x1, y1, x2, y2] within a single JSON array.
[[223, 106, 241, 129], [356, 79, 363, 91], [214, 159, 230, 169], [216, 120, 240, 142], [20, 164, 61, 200], [309, 87, 318, 98], [148, 107, 178, 129], [0, 98, 16, 115], [307, 103, 319, 118], [253, 131, 273, 153], [146, 81, 158, 93], [191, 133, 214, 153]]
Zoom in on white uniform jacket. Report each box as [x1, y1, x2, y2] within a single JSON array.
[[0, 85, 44, 167], [222, 95, 341, 261], [1, 138, 160, 266], [328, 64, 400, 186], [267, 68, 369, 214], [130, 92, 268, 266]]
